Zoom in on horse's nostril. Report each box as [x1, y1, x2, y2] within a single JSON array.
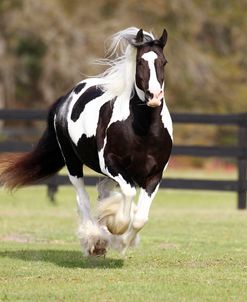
[[146, 90, 153, 99]]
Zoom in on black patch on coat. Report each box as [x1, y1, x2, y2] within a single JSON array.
[[96, 98, 115, 151], [53, 93, 84, 178], [54, 119, 84, 178], [74, 82, 86, 94], [154, 57, 166, 87], [130, 95, 153, 136], [135, 58, 150, 95], [71, 86, 105, 122], [76, 134, 101, 173]]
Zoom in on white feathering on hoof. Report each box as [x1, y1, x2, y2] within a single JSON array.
[[77, 220, 110, 257], [97, 193, 137, 235]]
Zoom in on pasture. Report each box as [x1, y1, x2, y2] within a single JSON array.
[[0, 186, 247, 301]]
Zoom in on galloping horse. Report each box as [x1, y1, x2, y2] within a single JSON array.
[[0, 27, 173, 256]]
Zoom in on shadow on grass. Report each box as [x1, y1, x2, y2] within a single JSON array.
[[0, 249, 124, 269]]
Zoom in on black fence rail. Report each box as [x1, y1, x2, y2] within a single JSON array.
[[0, 109, 247, 209]]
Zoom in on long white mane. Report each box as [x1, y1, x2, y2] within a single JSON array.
[[95, 27, 155, 97]]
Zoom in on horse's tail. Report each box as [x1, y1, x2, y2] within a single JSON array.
[[0, 100, 65, 190]]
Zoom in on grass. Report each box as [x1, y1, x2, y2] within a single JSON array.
[[0, 186, 247, 301]]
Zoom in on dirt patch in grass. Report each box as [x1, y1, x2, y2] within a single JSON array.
[[0, 234, 32, 243], [0, 234, 66, 244], [159, 242, 180, 250]]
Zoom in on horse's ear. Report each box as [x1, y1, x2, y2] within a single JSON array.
[[159, 29, 168, 48], [130, 29, 144, 47], [136, 29, 144, 43]]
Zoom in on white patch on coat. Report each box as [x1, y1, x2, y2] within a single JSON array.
[[108, 93, 130, 125], [161, 96, 173, 140], [141, 51, 161, 95], [132, 186, 159, 230], [68, 174, 91, 221], [98, 147, 107, 175], [67, 79, 113, 145]]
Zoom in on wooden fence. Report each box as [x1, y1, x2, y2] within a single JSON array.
[[0, 109, 247, 209]]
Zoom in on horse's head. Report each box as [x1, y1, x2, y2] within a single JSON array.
[[132, 29, 168, 108]]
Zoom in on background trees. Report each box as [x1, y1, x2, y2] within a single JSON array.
[[0, 0, 246, 113]]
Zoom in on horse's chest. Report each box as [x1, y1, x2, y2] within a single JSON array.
[[132, 129, 171, 167], [104, 120, 172, 179]]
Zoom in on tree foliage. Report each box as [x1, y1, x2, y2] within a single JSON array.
[[0, 0, 246, 114]]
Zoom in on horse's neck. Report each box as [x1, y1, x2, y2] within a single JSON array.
[[130, 90, 162, 136]]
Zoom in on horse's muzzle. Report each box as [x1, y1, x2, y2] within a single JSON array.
[[146, 91, 163, 107]]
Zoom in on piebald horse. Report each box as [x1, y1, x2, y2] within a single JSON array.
[[0, 28, 173, 256]]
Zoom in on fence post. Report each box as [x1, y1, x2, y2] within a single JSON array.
[[237, 115, 247, 209], [47, 176, 59, 203], [47, 184, 58, 203]]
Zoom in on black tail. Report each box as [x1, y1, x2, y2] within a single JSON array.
[[0, 102, 65, 190]]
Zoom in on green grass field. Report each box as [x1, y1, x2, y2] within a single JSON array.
[[0, 186, 247, 302]]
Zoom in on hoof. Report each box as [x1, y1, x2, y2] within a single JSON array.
[[88, 238, 108, 257], [78, 221, 109, 257]]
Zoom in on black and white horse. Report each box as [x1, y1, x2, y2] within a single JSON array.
[[0, 27, 173, 256]]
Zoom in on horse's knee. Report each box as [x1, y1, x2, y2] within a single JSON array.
[[132, 215, 148, 231]]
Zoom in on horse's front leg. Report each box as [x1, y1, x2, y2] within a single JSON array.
[[97, 175, 136, 235], [112, 184, 159, 255]]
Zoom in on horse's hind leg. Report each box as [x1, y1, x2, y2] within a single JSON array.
[[54, 126, 109, 256], [97, 177, 118, 201], [70, 175, 109, 257]]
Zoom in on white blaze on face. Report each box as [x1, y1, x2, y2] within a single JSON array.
[[141, 51, 163, 107]]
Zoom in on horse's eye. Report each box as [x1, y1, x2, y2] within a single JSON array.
[[158, 58, 167, 67]]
